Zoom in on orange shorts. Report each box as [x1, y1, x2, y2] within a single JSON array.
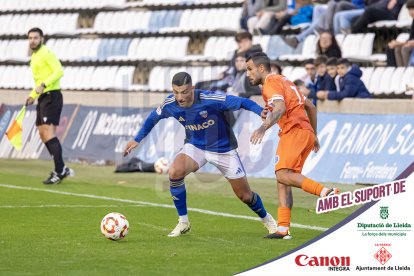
[[275, 128, 315, 173]]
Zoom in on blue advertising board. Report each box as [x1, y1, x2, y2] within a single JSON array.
[[1, 102, 412, 184], [303, 113, 414, 184], [198, 111, 414, 184]]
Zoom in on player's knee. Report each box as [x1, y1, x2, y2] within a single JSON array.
[[235, 190, 252, 204], [38, 131, 48, 142], [168, 165, 186, 179], [239, 192, 252, 204], [276, 170, 289, 184], [38, 128, 53, 143]]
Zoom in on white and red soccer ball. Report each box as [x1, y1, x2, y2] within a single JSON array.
[[101, 212, 129, 241], [154, 157, 170, 174]]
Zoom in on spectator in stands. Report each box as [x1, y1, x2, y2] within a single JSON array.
[[228, 52, 262, 98], [326, 57, 340, 90], [230, 32, 263, 75], [316, 58, 371, 100], [260, 0, 314, 35], [241, 0, 266, 30], [333, 8, 365, 34], [247, 0, 287, 34], [351, 0, 406, 33], [195, 32, 262, 92], [284, 0, 365, 47], [315, 55, 336, 91], [316, 31, 342, 58], [333, 0, 383, 34], [386, 0, 414, 66], [301, 59, 318, 98], [294, 79, 311, 97], [306, 55, 335, 104]]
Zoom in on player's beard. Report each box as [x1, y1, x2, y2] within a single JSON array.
[[248, 77, 261, 86], [30, 42, 42, 52]]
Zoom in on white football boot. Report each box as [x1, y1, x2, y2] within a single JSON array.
[[262, 214, 278, 234], [168, 221, 191, 237]]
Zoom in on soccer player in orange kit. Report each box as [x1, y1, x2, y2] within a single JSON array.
[[246, 52, 339, 239]]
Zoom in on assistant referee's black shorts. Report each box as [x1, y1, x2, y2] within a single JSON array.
[[36, 90, 63, 126]]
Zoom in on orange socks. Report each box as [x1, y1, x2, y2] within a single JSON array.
[[277, 207, 291, 228], [301, 177, 325, 196]]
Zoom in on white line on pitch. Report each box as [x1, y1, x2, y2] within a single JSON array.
[[0, 204, 144, 208], [136, 222, 241, 246], [0, 183, 328, 231]]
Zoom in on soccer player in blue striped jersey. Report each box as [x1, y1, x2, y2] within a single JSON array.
[[124, 72, 278, 237]]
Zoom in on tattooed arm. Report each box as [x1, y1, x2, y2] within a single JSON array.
[[250, 100, 285, 145]]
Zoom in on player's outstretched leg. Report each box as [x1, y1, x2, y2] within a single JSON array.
[[301, 177, 340, 197], [266, 169, 339, 239], [167, 153, 199, 237], [276, 169, 340, 198], [228, 177, 278, 234]]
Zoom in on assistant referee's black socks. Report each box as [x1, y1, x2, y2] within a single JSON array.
[[45, 137, 65, 174]]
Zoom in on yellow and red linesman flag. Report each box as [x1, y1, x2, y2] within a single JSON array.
[[5, 106, 26, 151]]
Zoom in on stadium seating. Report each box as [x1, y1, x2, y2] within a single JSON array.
[[0, 39, 30, 62], [0, 13, 78, 35], [87, 8, 242, 34], [341, 33, 386, 62], [278, 35, 317, 62], [1, 0, 126, 11], [280, 65, 414, 97], [148, 66, 227, 91], [0, 0, 412, 98], [386, 67, 405, 95], [193, 36, 237, 61], [368, 4, 411, 29]]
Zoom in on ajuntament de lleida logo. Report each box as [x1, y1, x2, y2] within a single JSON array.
[[380, 206, 389, 219]]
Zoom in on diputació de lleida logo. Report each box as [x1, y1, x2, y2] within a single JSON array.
[[380, 206, 389, 219]]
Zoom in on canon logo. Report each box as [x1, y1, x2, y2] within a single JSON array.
[[295, 254, 351, 267]]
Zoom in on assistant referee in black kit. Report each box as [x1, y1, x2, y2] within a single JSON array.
[[25, 27, 73, 184]]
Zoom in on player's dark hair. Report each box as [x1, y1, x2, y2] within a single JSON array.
[[235, 31, 252, 42], [326, 57, 338, 66], [172, 72, 192, 86], [293, 79, 304, 87], [246, 52, 271, 72], [28, 27, 43, 37], [303, 58, 315, 66], [314, 55, 328, 67], [236, 51, 247, 58], [337, 58, 350, 67]]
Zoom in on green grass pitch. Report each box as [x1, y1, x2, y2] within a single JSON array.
[[0, 159, 361, 275]]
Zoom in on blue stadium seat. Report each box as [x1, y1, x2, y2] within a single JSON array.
[[97, 39, 110, 60], [106, 38, 118, 58], [111, 39, 124, 56], [162, 10, 176, 28], [172, 10, 183, 27], [120, 38, 132, 56], [148, 11, 166, 31]]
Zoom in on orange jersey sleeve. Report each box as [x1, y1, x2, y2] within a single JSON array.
[[262, 76, 286, 109], [262, 74, 314, 136]]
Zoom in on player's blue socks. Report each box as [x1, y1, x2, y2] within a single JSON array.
[[248, 192, 267, 218], [170, 177, 187, 216]]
